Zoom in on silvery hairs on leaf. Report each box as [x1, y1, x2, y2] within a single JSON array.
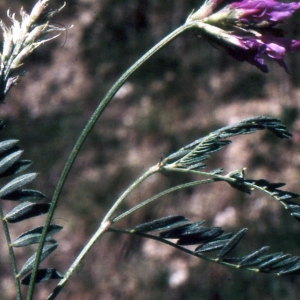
[[0, 0, 66, 102]]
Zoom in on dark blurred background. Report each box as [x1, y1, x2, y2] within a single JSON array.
[[0, 0, 300, 299]]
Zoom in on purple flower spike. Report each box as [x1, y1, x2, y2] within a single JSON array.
[[188, 0, 300, 72]]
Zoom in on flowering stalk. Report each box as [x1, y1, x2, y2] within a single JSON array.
[[0, 0, 65, 102], [187, 0, 300, 72]]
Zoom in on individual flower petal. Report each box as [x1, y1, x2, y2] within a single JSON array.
[[221, 34, 300, 72], [229, 0, 300, 24]]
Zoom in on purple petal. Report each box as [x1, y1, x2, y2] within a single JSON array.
[[225, 39, 270, 72], [223, 35, 300, 72], [230, 0, 300, 24]]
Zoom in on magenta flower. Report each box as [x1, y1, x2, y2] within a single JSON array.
[[188, 0, 300, 72], [224, 35, 300, 73], [229, 0, 300, 25]]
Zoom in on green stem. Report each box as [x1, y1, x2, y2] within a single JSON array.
[[46, 223, 108, 300], [26, 21, 197, 299], [113, 178, 215, 223], [103, 165, 160, 224], [163, 166, 239, 184], [47, 165, 159, 300], [0, 206, 22, 300]]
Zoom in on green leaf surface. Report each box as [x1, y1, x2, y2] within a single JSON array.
[[5, 201, 50, 223], [177, 227, 224, 245], [12, 233, 56, 247], [21, 268, 63, 285], [269, 256, 300, 271], [0, 160, 32, 177], [278, 261, 300, 275], [1, 189, 46, 202], [217, 228, 248, 259], [133, 215, 189, 233], [195, 239, 229, 253], [0, 173, 37, 198], [0, 150, 22, 175], [258, 253, 287, 271], [0, 139, 19, 154], [18, 244, 58, 277], [239, 246, 270, 267], [159, 221, 206, 239], [12, 224, 62, 247]]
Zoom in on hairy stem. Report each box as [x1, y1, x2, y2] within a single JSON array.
[[47, 165, 159, 299]]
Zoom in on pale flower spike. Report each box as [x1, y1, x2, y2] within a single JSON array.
[[0, 0, 65, 102], [187, 0, 300, 73]]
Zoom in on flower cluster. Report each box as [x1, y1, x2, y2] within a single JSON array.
[[0, 0, 65, 102], [187, 0, 300, 72]]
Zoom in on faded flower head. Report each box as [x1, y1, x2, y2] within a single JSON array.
[[187, 0, 300, 72], [0, 0, 65, 102]]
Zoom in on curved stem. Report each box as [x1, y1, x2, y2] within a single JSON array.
[[27, 21, 197, 299], [103, 165, 160, 225], [46, 223, 108, 300], [47, 165, 159, 300], [163, 166, 240, 184], [0, 206, 22, 300], [113, 178, 215, 223]]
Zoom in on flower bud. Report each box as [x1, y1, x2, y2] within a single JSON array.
[[30, 0, 49, 24], [187, 0, 224, 22]]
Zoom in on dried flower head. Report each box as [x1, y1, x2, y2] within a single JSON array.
[[0, 0, 66, 102], [187, 0, 300, 72]]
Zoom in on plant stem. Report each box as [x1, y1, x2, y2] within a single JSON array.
[[163, 166, 240, 185], [47, 165, 159, 299], [46, 222, 108, 300], [103, 165, 160, 224], [0, 206, 22, 300], [26, 21, 197, 299], [108, 228, 258, 272], [113, 178, 215, 223]]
